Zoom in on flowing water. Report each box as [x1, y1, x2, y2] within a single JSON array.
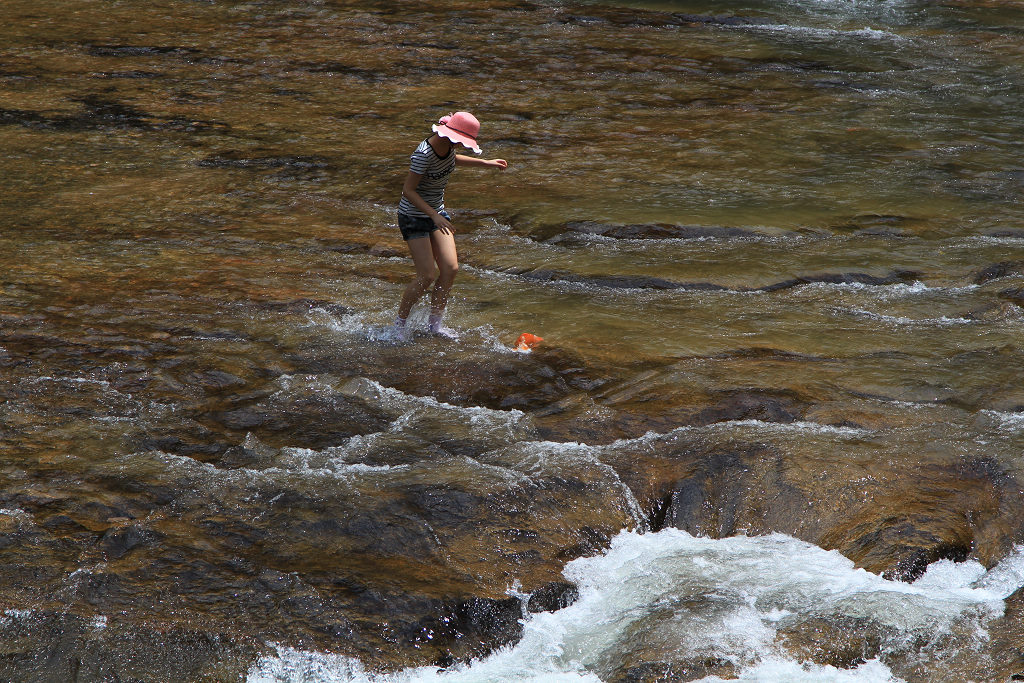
[[250, 529, 1024, 682], [2, 0, 1024, 680]]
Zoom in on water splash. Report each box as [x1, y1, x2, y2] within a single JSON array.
[[247, 529, 1023, 682]]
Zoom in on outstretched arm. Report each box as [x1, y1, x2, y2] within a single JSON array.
[[455, 155, 508, 170]]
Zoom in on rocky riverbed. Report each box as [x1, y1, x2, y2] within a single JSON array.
[[3, 0, 1024, 680]]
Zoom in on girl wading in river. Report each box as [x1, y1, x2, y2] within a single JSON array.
[[393, 111, 508, 339]]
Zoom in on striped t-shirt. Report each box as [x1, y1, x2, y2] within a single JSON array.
[[397, 139, 456, 218]]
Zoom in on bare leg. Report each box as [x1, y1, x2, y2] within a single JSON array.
[[397, 236, 439, 321], [427, 229, 459, 320]]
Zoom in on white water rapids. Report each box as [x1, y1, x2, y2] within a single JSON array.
[[248, 529, 1024, 682]]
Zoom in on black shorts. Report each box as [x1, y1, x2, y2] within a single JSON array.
[[398, 210, 450, 241]]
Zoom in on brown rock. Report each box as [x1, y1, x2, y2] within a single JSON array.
[[611, 658, 736, 683], [983, 587, 1024, 682], [589, 600, 738, 683], [600, 432, 1024, 580], [527, 581, 580, 613], [973, 260, 1024, 285], [0, 611, 260, 683], [776, 615, 892, 669]]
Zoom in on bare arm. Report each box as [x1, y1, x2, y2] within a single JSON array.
[[455, 155, 508, 170], [402, 171, 454, 233]]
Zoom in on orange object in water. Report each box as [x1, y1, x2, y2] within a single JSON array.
[[515, 333, 543, 351]]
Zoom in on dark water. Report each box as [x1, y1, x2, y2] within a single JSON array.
[[2, 0, 1024, 680]]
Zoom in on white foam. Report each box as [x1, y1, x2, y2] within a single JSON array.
[[246, 647, 375, 683], [982, 410, 1024, 431], [744, 22, 908, 44], [970, 544, 1024, 597], [248, 644, 601, 683], [693, 657, 901, 682], [247, 530, 1024, 683], [2, 609, 33, 620], [867, 282, 984, 305], [561, 530, 1007, 642], [600, 418, 871, 446], [31, 375, 98, 384], [338, 377, 534, 440], [309, 304, 477, 347], [148, 444, 409, 487], [534, 230, 787, 247], [807, 281, 981, 299], [974, 234, 1024, 245], [846, 308, 974, 326], [707, 418, 873, 437], [276, 447, 404, 476]]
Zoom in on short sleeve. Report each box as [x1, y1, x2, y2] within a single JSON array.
[[409, 148, 430, 175]]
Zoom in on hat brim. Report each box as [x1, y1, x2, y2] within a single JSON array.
[[433, 123, 482, 154]]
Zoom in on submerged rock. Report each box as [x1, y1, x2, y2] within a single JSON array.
[[589, 595, 739, 683], [526, 581, 580, 613], [612, 434, 1024, 580], [550, 220, 759, 241], [288, 341, 617, 414], [753, 268, 919, 292], [828, 214, 928, 236], [0, 610, 260, 683], [973, 260, 1024, 285], [776, 615, 892, 669], [985, 587, 1024, 682], [204, 385, 392, 450], [196, 152, 333, 170], [0, 95, 229, 132], [100, 523, 160, 560], [610, 658, 736, 683], [999, 287, 1024, 306], [494, 266, 918, 293]]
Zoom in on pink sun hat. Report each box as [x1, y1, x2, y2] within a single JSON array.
[[433, 111, 482, 154]]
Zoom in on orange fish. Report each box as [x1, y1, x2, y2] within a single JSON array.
[[515, 333, 543, 352]]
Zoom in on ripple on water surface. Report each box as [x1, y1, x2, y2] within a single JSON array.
[[2, 0, 1024, 679]]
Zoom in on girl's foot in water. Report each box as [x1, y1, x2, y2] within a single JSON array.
[[428, 314, 459, 340]]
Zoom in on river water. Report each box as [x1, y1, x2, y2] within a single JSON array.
[[250, 530, 1024, 682], [2, 0, 1024, 681]]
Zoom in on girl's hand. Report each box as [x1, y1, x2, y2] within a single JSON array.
[[433, 212, 455, 234], [490, 159, 508, 170]]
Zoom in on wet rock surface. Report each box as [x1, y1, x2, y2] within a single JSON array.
[[5, 280, 1024, 676], [628, 439, 1024, 579], [776, 615, 894, 669], [526, 580, 580, 613], [495, 265, 918, 293], [541, 220, 762, 241], [609, 658, 736, 683], [3, 0, 1024, 678], [0, 611, 260, 683], [6, 296, 1024, 677], [985, 588, 1024, 682]]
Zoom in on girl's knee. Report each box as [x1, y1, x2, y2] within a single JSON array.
[[439, 262, 459, 279], [408, 272, 435, 292]]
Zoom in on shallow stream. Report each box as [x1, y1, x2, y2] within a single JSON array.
[[2, 0, 1024, 680]]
